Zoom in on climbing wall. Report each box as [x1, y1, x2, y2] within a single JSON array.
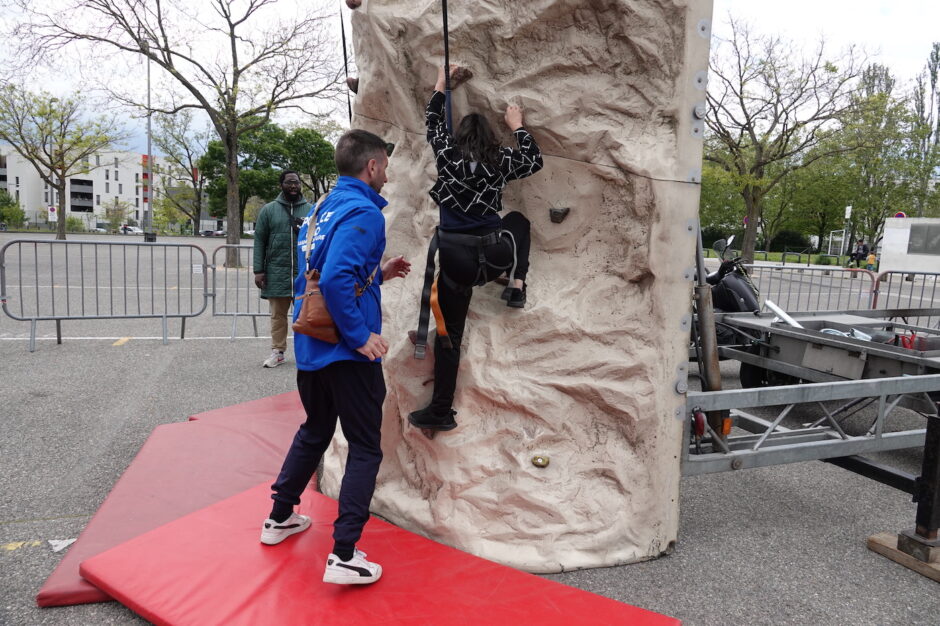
[[323, 0, 713, 573]]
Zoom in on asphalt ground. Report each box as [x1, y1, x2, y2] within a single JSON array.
[[1, 232, 939, 624]]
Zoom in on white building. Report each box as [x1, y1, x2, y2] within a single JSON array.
[[0, 148, 164, 229], [879, 217, 940, 273]]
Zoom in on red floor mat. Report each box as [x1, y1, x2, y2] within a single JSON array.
[[188, 391, 303, 424], [36, 416, 303, 607], [80, 483, 678, 626]]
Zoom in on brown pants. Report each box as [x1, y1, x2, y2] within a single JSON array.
[[269, 297, 293, 352]]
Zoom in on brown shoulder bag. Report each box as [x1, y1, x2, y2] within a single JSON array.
[[292, 195, 377, 343]]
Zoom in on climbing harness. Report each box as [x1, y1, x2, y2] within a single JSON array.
[[413, 227, 518, 359]]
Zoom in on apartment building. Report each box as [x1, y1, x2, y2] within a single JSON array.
[[0, 148, 164, 228]]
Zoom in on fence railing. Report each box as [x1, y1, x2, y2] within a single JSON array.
[[210, 245, 281, 339], [871, 271, 940, 329], [745, 265, 877, 314], [0, 239, 209, 351]]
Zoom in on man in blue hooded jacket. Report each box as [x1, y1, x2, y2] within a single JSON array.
[[259, 130, 410, 585]]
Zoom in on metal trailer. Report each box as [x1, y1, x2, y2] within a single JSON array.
[[685, 307, 940, 578]]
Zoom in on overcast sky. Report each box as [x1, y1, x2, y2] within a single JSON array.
[[712, 0, 940, 84], [7, 2, 936, 153]]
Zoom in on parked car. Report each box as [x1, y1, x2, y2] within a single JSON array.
[[199, 230, 215, 237], [213, 230, 226, 237], [243, 229, 255, 236], [93, 227, 107, 233], [121, 225, 144, 234]]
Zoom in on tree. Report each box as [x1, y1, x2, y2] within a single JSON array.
[[284, 125, 337, 198], [11, 0, 342, 259], [0, 84, 125, 240], [0, 189, 25, 227], [908, 44, 940, 218], [198, 120, 336, 225], [198, 122, 283, 227], [705, 18, 865, 262], [102, 197, 132, 232], [839, 64, 912, 244], [153, 111, 210, 231], [153, 195, 187, 234]]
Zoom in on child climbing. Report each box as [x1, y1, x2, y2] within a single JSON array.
[[409, 64, 544, 434]]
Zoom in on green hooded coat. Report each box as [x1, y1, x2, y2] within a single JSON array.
[[252, 192, 313, 299]]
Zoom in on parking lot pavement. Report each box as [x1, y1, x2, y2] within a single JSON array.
[[1, 233, 939, 624]]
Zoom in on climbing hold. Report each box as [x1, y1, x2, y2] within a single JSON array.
[[450, 66, 473, 89], [346, 77, 359, 94], [549, 207, 570, 224], [531, 455, 550, 468], [346, 0, 362, 9]]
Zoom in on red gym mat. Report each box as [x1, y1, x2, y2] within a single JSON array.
[[80, 483, 678, 626], [188, 391, 303, 424], [36, 415, 303, 607]]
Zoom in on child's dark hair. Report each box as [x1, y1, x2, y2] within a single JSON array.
[[455, 113, 500, 169]]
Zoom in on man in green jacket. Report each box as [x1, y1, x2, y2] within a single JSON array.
[[253, 171, 313, 367]]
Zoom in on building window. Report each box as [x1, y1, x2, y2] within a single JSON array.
[[135, 172, 140, 183], [95, 155, 100, 166], [135, 197, 140, 207], [15, 190, 19, 202], [908, 224, 940, 256], [135, 211, 139, 220], [136, 186, 140, 196], [119, 184, 123, 194], [114, 157, 119, 168], [96, 194, 100, 205], [15, 176, 19, 186], [105, 169, 109, 180], [44, 192, 48, 203], [105, 182, 109, 193]]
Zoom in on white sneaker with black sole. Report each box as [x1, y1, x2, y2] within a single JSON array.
[[323, 549, 382, 585], [259, 512, 311, 545]]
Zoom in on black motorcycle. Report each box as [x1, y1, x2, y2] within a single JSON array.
[[706, 236, 760, 344]]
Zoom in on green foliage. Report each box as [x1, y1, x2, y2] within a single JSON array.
[[65, 216, 85, 232], [0, 189, 25, 226], [764, 230, 810, 252], [102, 198, 132, 232], [284, 126, 336, 198], [815, 255, 833, 265], [198, 120, 335, 223]]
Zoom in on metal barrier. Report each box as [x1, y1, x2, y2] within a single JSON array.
[[871, 271, 940, 329], [210, 245, 282, 339], [0, 239, 209, 351], [745, 265, 876, 313]]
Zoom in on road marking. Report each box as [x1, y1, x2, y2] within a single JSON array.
[[112, 337, 131, 346], [2, 540, 42, 551]]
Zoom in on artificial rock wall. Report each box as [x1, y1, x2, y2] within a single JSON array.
[[321, 0, 714, 573]]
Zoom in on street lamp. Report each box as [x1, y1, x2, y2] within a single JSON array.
[[141, 40, 155, 242]]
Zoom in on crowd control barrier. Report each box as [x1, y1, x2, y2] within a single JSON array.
[[0, 239, 209, 351]]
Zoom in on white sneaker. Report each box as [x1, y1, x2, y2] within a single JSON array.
[[262, 350, 285, 368], [260, 512, 311, 545], [323, 549, 382, 585]]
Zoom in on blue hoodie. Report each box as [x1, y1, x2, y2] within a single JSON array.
[[293, 176, 387, 371]]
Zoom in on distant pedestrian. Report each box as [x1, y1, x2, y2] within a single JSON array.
[[849, 239, 869, 268], [253, 171, 312, 368]]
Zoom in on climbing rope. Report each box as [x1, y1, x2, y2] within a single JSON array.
[[442, 0, 453, 133], [339, 6, 353, 124]]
